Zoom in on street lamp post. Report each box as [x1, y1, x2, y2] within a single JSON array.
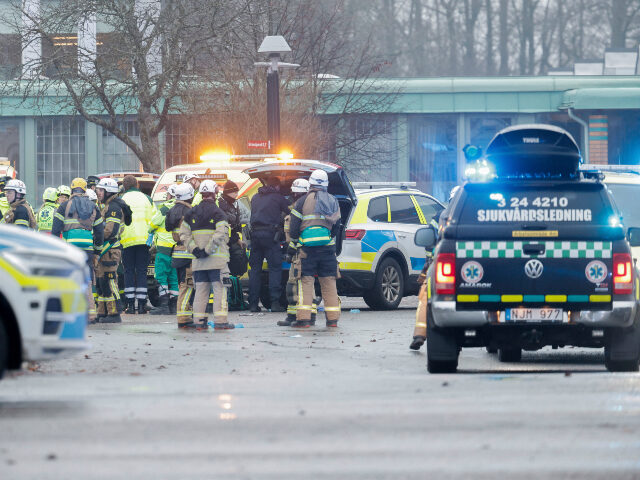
[[255, 36, 299, 153]]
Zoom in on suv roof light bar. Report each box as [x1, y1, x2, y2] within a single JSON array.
[[352, 182, 417, 190]]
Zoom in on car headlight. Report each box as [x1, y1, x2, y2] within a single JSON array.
[[1, 250, 79, 278]]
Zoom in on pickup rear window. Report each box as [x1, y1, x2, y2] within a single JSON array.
[[457, 182, 616, 226]]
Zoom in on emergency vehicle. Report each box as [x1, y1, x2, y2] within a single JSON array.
[[418, 124, 640, 373], [0, 158, 17, 179], [243, 161, 444, 310], [0, 225, 89, 378], [96, 171, 160, 196]]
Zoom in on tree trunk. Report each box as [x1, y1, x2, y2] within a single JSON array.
[[498, 0, 509, 75], [485, 0, 495, 74], [137, 107, 162, 174], [609, 0, 628, 48]]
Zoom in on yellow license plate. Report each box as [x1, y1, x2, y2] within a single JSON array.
[[512, 230, 558, 238]]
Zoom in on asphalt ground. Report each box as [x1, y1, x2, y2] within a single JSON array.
[[1, 297, 639, 479]]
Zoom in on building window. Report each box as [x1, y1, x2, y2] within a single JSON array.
[[409, 115, 457, 202], [0, 34, 20, 79], [97, 32, 131, 80], [100, 120, 141, 173], [42, 33, 78, 78], [36, 117, 85, 204], [0, 121, 19, 172], [165, 118, 198, 168], [469, 117, 512, 151]]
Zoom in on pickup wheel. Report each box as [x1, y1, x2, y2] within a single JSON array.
[[498, 347, 522, 362], [363, 258, 404, 310], [426, 309, 459, 373], [0, 320, 8, 379]]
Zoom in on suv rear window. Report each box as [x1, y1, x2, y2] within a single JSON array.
[[457, 183, 615, 226], [367, 197, 388, 222]]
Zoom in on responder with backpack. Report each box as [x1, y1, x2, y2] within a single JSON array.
[[52, 178, 104, 323], [165, 183, 196, 328], [95, 178, 131, 323], [278, 178, 319, 327], [287, 170, 342, 328]]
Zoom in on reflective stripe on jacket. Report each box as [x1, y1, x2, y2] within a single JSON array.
[[37, 201, 58, 232], [121, 189, 155, 248]]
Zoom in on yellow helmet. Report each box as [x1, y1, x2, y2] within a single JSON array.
[[70, 177, 87, 191]]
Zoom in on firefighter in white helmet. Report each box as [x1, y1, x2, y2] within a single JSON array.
[[287, 170, 342, 328], [179, 180, 233, 330], [3, 179, 36, 228]]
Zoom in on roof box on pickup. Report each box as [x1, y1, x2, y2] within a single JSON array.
[[485, 124, 581, 179]]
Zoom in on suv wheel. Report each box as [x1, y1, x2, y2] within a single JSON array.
[[605, 315, 640, 372], [498, 347, 522, 362], [0, 320, 8, 379], [363, 258, 404, 310], [426, 309, 459, 373]]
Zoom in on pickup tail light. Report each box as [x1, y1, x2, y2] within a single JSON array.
[[345, 229, 366, 240], [436, 253, 456, 295], [613, 253, 633, 295]]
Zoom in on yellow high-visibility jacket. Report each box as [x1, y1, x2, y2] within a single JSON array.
[[120, 188, 155, 248]]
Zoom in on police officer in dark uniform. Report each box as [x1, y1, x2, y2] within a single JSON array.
[[248, 176, 290, 312]]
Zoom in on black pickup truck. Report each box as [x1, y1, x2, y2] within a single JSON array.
[[418, 124, 640, 373]]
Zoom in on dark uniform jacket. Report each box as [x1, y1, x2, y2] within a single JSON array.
[[165, 201, 194, 265], [4, 199, 36, 228], [102, 195, 125, 246], [218, 195, 242, 244], [249, 186, 289, 230]]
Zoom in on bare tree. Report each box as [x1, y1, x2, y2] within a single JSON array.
[[4, 0, 249, 173]]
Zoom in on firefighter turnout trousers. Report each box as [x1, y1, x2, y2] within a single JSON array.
[[176, 265, 194, 325], [413, 280, 429, 339], [296, 246, 340, 323], [96, 248, 123, 316], [193, 269, 228, 323], [286, 252, 318, 319]]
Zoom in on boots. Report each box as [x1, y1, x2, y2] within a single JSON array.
[[310, 313, 316, 326], [291, 319, 311, 328], [277, 314, 296, 326], [168, 296, 177, 315], [137, 299, 148, 315], [125, 299, 136, 314], [326, 319, 338, 328], [270, 300, 286, 313], [101, 314, 122, 323], [409, 336, 426, 350], [149, 295, 169, 315]]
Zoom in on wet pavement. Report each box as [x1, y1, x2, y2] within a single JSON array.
[[1, 298, 640, 479]]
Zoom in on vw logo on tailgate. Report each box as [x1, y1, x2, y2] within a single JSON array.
[[524, 259, 544, 279]]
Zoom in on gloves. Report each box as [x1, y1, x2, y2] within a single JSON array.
[[145, 233, 154, 247], [192, 247, 208, 259], [286, 243, 298, 258]]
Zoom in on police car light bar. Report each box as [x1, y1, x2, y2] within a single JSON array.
[[581, 164, 640, 175], [352, 182, 417, 190]]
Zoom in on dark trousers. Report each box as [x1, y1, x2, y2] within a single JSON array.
[[249, 230, 283, 306], [301, 245, 338, 277], [123, 244, 149, 301]]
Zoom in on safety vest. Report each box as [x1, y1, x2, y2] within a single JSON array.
[[37, 201, 58, 232], [62, 195, 99, 251], [0, 194, 9, 218], [150, 200, 176, 254], [120, 189, 155, 248], [297, 192, 339, 247]]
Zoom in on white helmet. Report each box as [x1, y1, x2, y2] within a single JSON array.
[[309, 169, 329, 188], [199, 179, 217, 194], [167, 184, 178, 198], [96, 178, 119, 193], [183, 173, 200, 183], [174, 183, 194, 201], [291, 178, 310, 193], [86, 189, 98, 202], [5, 179, 26, 195]]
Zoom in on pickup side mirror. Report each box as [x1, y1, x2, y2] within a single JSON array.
[[628, 227, 640, 247], [415, 226, 437, 249]]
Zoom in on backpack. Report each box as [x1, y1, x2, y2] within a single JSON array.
[[227, 276, 247, 311], [228, 242, 248, 277]]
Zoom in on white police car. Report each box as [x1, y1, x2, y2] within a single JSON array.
[[0, 225, 89, 378], [339, 184, 444, 309]]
